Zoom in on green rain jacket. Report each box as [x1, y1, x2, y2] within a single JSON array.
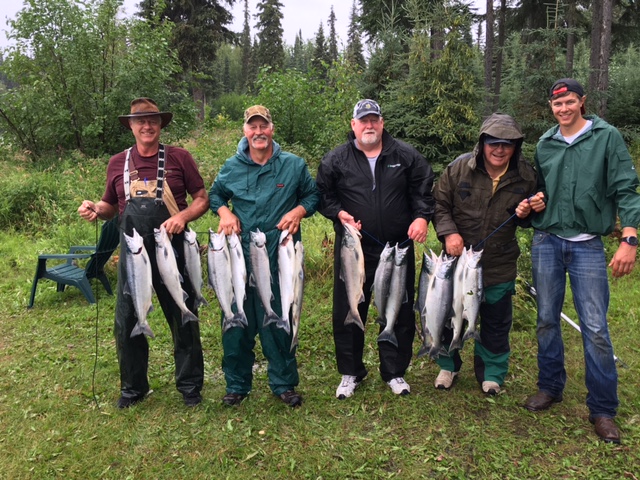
[[532, 115, 640, 236], [209, 137, 319, 271]]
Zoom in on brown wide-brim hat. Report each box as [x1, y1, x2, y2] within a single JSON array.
[[118, 97, 173, 129]]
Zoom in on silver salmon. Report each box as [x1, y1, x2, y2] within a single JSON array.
[[124, 228, 155, 338], [154, 225, 199, 325], [249, 229, 281, 328], [290, 241, 305, 352], [183, 228, 208, 309], [340, 223, 365, 331], [277, 230, 295, 334], [448, 247, 467, 351], [418, 250, 456, 359], [461, 247, 483, 344], [207, 229, 237, 332], [372, 242, 395, 326], [377, 243, 409, 347], [227, 231, 249, 329]]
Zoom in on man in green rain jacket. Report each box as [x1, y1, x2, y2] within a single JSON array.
[[209, 105, 319, 407]]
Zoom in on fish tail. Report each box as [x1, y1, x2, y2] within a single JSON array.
[[462, 328, 481, 344], [289, 334, 299, 353], [417, 342, 430, 358], [377, 330, 398, 347], [195, 296, 209, 309], [131, 321, 155, 339], [428, 344, 447, 360], [233, 311, 249, 328], [181, 310, 200, 326], [448, 337, 462, 351], [262, 311, 282, 329], [344, 310, 365, 331]]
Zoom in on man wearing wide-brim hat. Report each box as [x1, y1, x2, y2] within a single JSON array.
[[78, 97, 209, 409]]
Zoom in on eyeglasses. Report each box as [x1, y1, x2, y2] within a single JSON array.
[[131, 117, 161, 126]]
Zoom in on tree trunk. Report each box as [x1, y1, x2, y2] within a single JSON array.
[[588, 0, 612, 117], [492, 0, 506, 112], [484, 0, 494, 116], [565, 0, 575, 75], [193, 87, 206, 122]]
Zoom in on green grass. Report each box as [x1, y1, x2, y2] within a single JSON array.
[[1, 128, 639, 479]]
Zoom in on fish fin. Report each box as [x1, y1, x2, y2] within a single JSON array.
[[377, 330, 399, 347], [123, 282, 132, 297], [181, 310, 199, 326], [182, 290, 189, 302], [358, 292, 365, 304], [131, 322, 155, 339], [375, 315, 386, 327], [402, 290, 408, 304], [147, 305, 154, 314], [248, 273, 256, 287], [344, 311, 365, 331]]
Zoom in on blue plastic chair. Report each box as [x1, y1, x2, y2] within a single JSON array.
[[28, 217, 120, 308]]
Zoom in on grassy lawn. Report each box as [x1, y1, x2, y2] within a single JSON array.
[[0, 126, 638, 479]]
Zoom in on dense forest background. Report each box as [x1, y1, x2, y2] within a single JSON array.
[[1, 0, 639, 171]]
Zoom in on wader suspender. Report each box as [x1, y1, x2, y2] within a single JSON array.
[[123, 144, 166, 205]]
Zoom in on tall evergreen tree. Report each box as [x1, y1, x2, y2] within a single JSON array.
[[312, 22, 329, 78], [138, 0, 235, 119], [255, 0, 285, 70], [240, 0, 253, 91], [328, 6, 339, 63], [345, 1, 366, 69]]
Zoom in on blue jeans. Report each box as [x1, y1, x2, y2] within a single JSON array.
[[531, 231, 618, 418]]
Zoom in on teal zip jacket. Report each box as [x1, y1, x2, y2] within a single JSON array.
[[209, 137, 319, 270], [532, 115, 640, 236]]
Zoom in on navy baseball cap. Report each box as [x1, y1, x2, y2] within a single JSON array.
[[484, 136, 515, 145], [353, 99, 381, 119], [549, 78, 586, 113]]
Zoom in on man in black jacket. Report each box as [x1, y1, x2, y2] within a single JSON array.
[[316, 99, 435, 399]]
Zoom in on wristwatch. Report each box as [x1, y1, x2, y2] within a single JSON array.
[[620, 236, 639, 246]]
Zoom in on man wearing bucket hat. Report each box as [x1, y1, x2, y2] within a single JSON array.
[[78, 97, 209, 409], [209, 105, 319, 408], [524, 78, 640, 444], [431, 113, 544, 395], [316, 99, 434, 399]]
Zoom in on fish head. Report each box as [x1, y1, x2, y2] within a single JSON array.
[[342, 223, 361, 249], [227, 231, 241, 249], [394, 244, 410, 265], [124, 228, 144, 254], [438, 253, 458, 279], [184, 228, 197, 245], [279, 229, 292, 246], [210, 232, 227, 251], [421, 251, 436, 275], [250, 229, 266, 247], [465, 247, 483, 268]]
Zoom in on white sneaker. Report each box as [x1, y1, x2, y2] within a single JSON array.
[[387, 377, 410, 395], [482, 381, 500, 395], [336, 375, 363, 399], [434, 370, 458, 390]]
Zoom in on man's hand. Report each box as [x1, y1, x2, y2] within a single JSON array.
[[217, 206, 242, 235], [444, 233, 464, 256], [277, 206, 307, 235], [337, 210, 361, 230], [407, 218, 428, 243]]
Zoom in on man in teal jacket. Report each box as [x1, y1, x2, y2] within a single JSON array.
[[524, 78, 640, 444], [209, 105, 319, 408]]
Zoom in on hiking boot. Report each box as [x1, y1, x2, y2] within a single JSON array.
[[387, 377, 410, 395], [116, 394, 145, 409], [482, 381, 500, 396], [183, 392, 202, 407], [523, 391, 562, 412], [279, 390, 303, 407], [434, 370, 458, 390], [222, 392, 247, 406], [336, 375, 364, 399]]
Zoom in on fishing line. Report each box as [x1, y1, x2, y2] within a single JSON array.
[[474, 212, 518, 250]]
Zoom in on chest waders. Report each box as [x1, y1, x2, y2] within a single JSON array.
[[114, 145, 203, 401]]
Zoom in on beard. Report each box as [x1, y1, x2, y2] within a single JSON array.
[[358, 130, 380, 146]]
